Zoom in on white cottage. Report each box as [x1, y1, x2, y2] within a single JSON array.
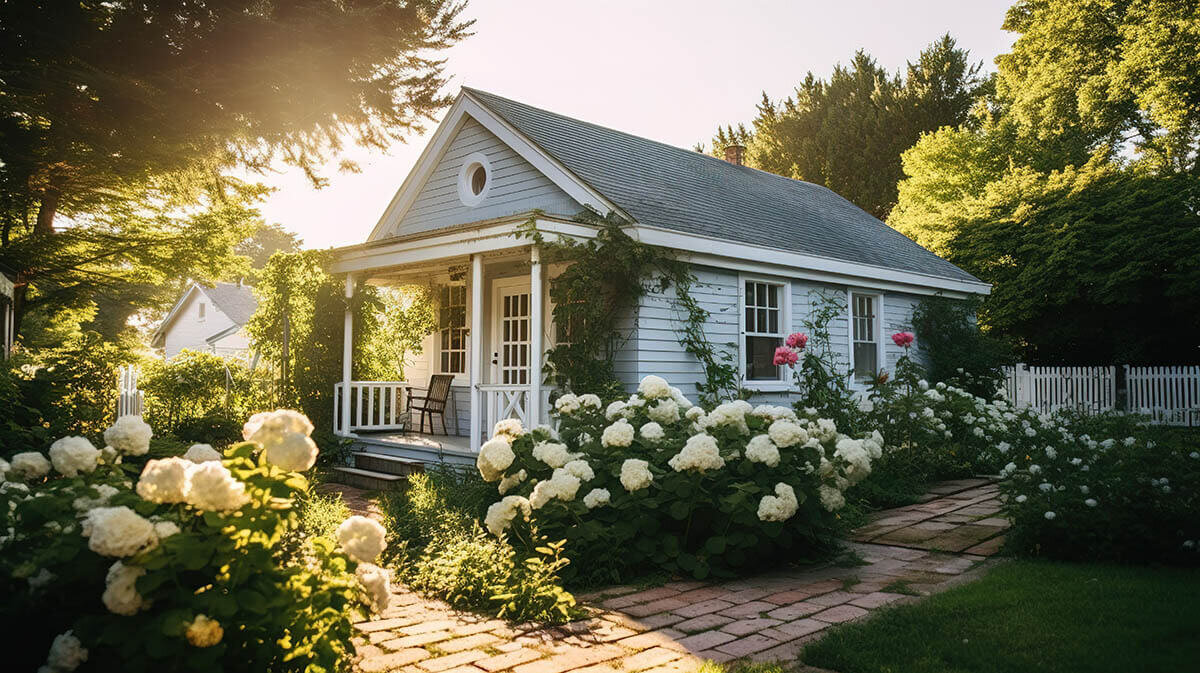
[[329, 88, 989, 469], [151, 281, 258, 361]]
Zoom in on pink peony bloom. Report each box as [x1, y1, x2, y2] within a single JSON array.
[[891, 331, 915, 348], [785, 332, 808, 350], [773, 346, 799, 367]]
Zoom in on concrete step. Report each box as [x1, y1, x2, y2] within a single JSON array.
[[329, 466, 407, 491], [352, 451, 425, 477]]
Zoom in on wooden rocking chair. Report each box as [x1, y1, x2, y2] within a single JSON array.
[[407, 374, 455, 435]]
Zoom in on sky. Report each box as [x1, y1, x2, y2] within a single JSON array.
[[257, 0, 1017, 250]]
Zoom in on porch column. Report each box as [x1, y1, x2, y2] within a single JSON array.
[[528, 247, 543, 427], [341, 274, 354, 436], [469, 254, 484, 452]]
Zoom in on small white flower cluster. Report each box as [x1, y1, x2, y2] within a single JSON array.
[[104, 416, 154, 457], [84, 506, 158, 557], [41, 631, 88, 673], [477, 436, 516, 482], [601, 419, 635, 448], [532, 440, 572, 468], [355, 563, 392, 613], [745, 435, 780, 467], [244, 409, 319, 472], [620, 458, 653, 491], [757, 483, 798, 522], [48, 437, 101, 478], [103, 560, 149, 615], [530, 468, 581, 509], [667, 434, 725, 472], [335, 515, 387, 564], [484, 495, 532, 535], [583, 488, 611, 509], [185, 614, 225, 648], [134, 456, 251, 512]]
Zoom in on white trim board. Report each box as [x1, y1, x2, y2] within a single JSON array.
[[364, 92, 626, 242]]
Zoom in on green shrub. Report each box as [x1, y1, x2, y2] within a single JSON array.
[[479, 376, 884, 586], [172, 411, 244, 447], [298, 491, 353, 540], [912, 295, 1012, 398], [140, 349, 274, 435], [999, 415, 1200, 564]]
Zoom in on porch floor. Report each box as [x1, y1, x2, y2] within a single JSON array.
[[349, 430, 474, 465]]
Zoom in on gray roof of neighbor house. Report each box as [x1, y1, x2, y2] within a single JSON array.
[[464, 87, 980, 284], [204, 282, 257, 325]]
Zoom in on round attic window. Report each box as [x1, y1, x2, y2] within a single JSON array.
[[457, 151, 491, 207]]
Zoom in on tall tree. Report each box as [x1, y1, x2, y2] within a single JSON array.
[[236, 223, 304, 270], [712, 35, 986, 219], [0, 0, 471, 340]]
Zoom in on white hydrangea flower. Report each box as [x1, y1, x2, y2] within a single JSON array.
[[669, 386, 694, 410], [856, 395, 874, 413], [758, 483, 799, 521], [185, 614, 224, 648], [619, 458, 653, 492], [10, 452, 51, 481], [182, 443, 222, 463], [244, 409, 312, 443], [862, 430, 885, 459], [563, 459, 594, 482], [242, 411, 273, 440], [639, 421, 665, 440], [605, 400, 627, 420], [263, 432, 319, 472], [668, 434, 724, 472], [685, 406, 705, 422], [355, 563, 391, 613], [1044, 511, 1056, 520], [745, 435, 780, 467], [0, 456, 8, 481], [626, 394, 646, 408], [484, 495, 531, 536], [532, 441, 571, 468], [42, 630, 88, 672], [48, 437, 100, 477], [153, 520, 181, 540], [1015, 494, 1028, 503], [73, 484, 119, 512], [1084, 498, 1098, 507], [497, 469, 527, 495], [768, 420, 807, 448], [185, 462, 250, 512], [136, 457, 192, 504], [336, 515, 387, 563], [818, 484, 846, 512], [102, 561, 150, 615], [529, 468, 581, 509], [647, 399, 680, 424], [554, 393, 581, 415], [84, 506, 157, 557], [477, 438, 515, 481], [638, 375, 671, 399], [834, 438, 872, 485], [583, 488, 611, 509], [578, 394, 602, 410], [492, 418, 526, 439], [703, 401, 752, 434], [601, 419, 635, 448], [104, 416, 153, 456]]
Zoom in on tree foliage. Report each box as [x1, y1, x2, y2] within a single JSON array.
[[711, 35, 987, 219]]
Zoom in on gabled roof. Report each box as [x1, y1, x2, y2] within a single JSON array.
[[460, 88, 980, 285], [150, 282, 257, 348]]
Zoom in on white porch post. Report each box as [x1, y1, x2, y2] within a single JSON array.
[[469, 254, 484, 452], [341, 274, 354, 435], [528, 247, 543, 426]]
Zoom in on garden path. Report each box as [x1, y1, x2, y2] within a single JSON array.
[[350, 478, 1007, 673]]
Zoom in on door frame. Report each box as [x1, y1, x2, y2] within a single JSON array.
[[490, 275, 532, 385]]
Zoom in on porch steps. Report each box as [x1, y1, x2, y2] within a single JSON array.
[[327, 452, 426, 491]]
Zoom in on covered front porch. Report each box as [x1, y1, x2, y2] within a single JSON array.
[[330, 218, 583, 461]]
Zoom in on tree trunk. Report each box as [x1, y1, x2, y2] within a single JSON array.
[[35, 192, 59, 235]]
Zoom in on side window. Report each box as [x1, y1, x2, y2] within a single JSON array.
[[438, 285, 467, 374], [743, 280, 787, 382], [851, 293, 879, 380], [198, 301, 206, 322]]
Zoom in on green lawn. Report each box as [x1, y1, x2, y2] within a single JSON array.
[[801, 560, 1200, 673]]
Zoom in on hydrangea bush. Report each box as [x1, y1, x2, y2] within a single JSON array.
[[0, 411, 389, 673], [477, 376, 884, 584]]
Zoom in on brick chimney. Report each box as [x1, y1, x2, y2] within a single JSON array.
[[723, 144, 746, 166]]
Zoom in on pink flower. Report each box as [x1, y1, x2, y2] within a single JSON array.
[[891, 332, 915, 348], [773, 346, 799, 367], [785, 332, 808, 350]]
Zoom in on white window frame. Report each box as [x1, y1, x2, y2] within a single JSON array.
[[456, 151, 492, 207], [197, 301, 206, 322], [848, 290, 884, 385], [738, 274, 791, 392], [436, 283, 469, 376]]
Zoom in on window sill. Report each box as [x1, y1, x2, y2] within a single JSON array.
[[741, 380, 792, 393]]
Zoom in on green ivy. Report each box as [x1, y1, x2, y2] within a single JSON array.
[[519, 211, 740, 404]]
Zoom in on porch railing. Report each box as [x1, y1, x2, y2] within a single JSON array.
[[333, 381, 411, 434], [479, 383, 529, 428]]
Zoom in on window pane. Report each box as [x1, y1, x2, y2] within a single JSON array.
[[746, 336, 782, 381], [768, 310, 778, 334], [767, 284, 778, 309], [854, 342, 878, 380], [745, 282, 754, 306], [756, 283, 766, 307], [745, 307, 755, 332]]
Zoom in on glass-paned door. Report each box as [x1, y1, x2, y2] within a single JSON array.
[[497, 289, 530, 385]]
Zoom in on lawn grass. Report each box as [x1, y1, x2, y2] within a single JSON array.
[[802, 560, 1200, 673]]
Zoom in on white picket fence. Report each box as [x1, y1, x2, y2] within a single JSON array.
[[117, 364, 143, 417], [1124, 365, 1200, 427], [1003, 363, 1200, 426]]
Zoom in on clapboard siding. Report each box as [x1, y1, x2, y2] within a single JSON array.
[[392, 116, 580, 237], [881, 292, 928, 369]]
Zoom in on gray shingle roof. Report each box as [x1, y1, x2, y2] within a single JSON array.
[[204, 282, 257, 326], [464, 87, 980, 285]]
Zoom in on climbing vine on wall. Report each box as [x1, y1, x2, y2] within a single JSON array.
[[518, 210, 740, 404]]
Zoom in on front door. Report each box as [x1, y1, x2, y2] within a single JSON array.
[[492, 280, 530, 385]]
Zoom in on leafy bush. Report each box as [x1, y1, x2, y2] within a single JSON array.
[[382, 471, 577, 623], [912, 295, 1012, 397], [141, 349, 274, 436], [0, 410, 389, 672], [298, 491, 353, 540], [478, 376, 884, 585], [998, 415, 1200, 564], [171, 412, 244, 447]]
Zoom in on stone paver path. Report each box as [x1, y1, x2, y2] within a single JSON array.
[[352, 479, 1007, 673]]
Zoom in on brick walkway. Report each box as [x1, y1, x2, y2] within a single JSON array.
[[351, 478, 1007, 673]]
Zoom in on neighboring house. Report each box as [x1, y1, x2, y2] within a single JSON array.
[[151, 281, 257, 361], [330, 88, 989, 462], [0, 264, 15, 359]]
